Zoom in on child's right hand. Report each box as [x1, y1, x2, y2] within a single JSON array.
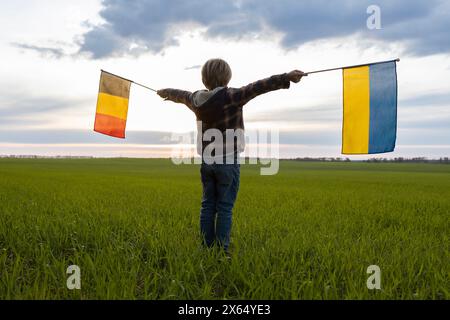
[[157, 89, 169, 99], [287, 70, 306, 83]]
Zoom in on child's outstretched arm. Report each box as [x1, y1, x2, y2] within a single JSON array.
[[228, 70, 305, 106], [157, 88, 194, 110]]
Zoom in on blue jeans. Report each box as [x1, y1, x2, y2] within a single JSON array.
[[200, 163, 240, 251]]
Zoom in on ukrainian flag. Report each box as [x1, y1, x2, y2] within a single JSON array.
[[342, 61, 398, 154]]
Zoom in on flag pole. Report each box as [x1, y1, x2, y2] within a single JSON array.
[[132, 81, 157, 92], [100, 69, 157, 92], [305, 58, 400, 75]]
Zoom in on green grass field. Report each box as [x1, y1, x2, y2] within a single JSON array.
[[0, 158, 448, 299]]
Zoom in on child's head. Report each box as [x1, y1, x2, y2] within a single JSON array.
[[201, 58, 232, 90]]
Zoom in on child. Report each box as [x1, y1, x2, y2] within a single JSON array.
[[157, 58, 305, 254]]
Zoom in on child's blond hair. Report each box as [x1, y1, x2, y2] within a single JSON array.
[[201, 58, 232, 90]]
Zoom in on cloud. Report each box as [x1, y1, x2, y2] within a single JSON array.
[[399, 92, 450, 108], [246, 104, 340, 123], [78, 0, 450, 58], [245, 91, 450, 145], [11, 43, 66, 59], [0, 129, 175, 144], [0, 127, 342, 146], [0, 93, 89, 126], [184, 65, 201, 70]]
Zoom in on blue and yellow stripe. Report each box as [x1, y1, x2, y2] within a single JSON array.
[[342, 61, 397, 154]]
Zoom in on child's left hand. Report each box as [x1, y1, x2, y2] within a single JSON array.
[[287, 70, 306, 83]]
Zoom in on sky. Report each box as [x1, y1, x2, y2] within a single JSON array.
[[0, 0, 449, 159]]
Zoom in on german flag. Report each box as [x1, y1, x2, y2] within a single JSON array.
[[94, 71, 131, 138]]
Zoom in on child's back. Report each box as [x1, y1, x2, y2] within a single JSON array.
[[157, 58, 304, 253]]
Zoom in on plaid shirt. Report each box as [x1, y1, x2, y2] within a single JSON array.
[[160, 73, 291, 156]]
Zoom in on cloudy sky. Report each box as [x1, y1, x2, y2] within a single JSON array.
[[0, 0, 449, 158]]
